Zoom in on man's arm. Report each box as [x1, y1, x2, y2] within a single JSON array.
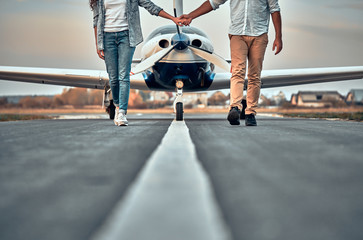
[[180, 0, 220, 26], [271, 11, 283, 55], [158, 10, 183, 26]]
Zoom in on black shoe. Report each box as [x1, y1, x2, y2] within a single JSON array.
[[227, 107, 241, 125], [245, 114, 257, 126], [240, 99, 247, 120]]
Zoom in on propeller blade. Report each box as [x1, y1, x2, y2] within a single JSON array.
[[131, 45, 176, 75], [174, 8, 181, 36], [173, 0, 183, 17], [189, 46, 230, 71]]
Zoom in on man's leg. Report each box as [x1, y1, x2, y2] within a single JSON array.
[[229, 35, 248, 110], [246, 33, 268, 116], [227, 35, 248, 125]]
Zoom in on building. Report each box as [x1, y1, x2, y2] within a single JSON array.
[[346, 89, 363, 105], [183, 93, 208, 108], [149, 91, 208, 108], [290, 91, 345, 107], [150, 91, 171, 102], [273, 91, 286, 106]]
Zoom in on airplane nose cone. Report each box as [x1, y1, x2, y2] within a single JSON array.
[[171, 33, 190, 50]]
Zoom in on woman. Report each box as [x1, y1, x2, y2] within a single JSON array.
[[90, 0, 181, 126]]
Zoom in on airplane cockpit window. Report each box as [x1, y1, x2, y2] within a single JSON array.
[[146, 25, 208, 42]]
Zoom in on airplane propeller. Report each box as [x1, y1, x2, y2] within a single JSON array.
[[189, 45, 230, 71], [131, 44, 177, 75], [130, 0, 230, 75]]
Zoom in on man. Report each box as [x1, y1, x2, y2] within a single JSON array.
[[180, 0, 282, 126]]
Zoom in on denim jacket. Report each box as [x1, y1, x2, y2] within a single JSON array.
[[93, 0, 162, 50]]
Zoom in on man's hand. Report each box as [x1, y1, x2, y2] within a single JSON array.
[[272, 37, 283, 55], [172, 16, 184, 27], [179, 14, 193, 26], [97, 49, 105, 60]]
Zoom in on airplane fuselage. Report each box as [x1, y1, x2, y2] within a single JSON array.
[[139, 25, 217, 91]]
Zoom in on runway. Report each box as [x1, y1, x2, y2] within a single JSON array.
[[1, 114, 363, 240]]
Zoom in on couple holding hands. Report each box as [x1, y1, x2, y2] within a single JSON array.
[[91, 0, 282, 126]]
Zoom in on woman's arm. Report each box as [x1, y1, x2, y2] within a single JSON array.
[[94, 27, 104, 60], [138, 0, 182, 25], [158, 10, 183, 26], [92, 3, 104, 60]]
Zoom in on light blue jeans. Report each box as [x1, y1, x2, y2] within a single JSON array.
[[104, 30, 135, 112]]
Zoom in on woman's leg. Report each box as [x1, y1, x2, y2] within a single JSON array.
[[103, 32, 120, 108], [116, 31, 135, 113]]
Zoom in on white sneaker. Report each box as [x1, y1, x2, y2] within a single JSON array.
[[113, 109, 119, 126], [118, 109, 128, 126]]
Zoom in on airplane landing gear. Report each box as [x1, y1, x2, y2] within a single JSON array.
[[176, 102, 183, 121], [103, 87, 115, 120], [174, 80, 184, 121], [106, 100, 116, 120], [240, 99, 247, 120]]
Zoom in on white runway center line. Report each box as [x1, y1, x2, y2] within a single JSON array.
[[91, 120, 231, 240]]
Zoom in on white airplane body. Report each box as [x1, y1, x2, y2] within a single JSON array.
[[0, 0, 363, 120]]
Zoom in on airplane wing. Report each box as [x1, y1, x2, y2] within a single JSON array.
[[0, 66, 148, 90], [209, 66, 363, 90], [1, 65, 362, 92]]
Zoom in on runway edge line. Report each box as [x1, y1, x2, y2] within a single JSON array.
[[90, 120, 232, 240]]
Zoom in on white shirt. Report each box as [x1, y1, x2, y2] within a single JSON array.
[[104, 0, 128, 32], [209, 0, 280, 36]]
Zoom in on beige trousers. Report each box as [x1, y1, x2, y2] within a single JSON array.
[[229, 33, 268, 115]]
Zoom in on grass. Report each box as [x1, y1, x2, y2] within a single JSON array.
[[282, 112, 363, 121], [0, 114, 53, 122]]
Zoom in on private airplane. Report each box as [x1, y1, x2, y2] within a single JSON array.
[[1, 0, 363, 120]]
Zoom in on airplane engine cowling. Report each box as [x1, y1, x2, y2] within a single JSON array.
[[191, 39, 202, 48], [159, 39, 170, 49]]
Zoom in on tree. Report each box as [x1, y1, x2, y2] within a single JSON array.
[[89, 89, 103, 105], [129, 90, 147, 109], [208, 91, 228, 106], [58, 88, 89, 108]]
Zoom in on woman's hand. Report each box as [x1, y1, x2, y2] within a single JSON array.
[[157, 10, 183, 27], [172, 16, 183, 27], [179, 14, 192, 26], [97, 49, 105, 60]]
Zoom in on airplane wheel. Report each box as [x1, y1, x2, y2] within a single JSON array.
[[107, 100, 116, 120], [240, 99, 247, 120], [176, 102, 183, 121]]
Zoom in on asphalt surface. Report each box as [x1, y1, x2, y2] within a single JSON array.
[[186, 116, 363, 240], [0, 117, 171, 240], [1, 114, 363, 240]]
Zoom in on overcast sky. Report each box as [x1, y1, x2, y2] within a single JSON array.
[[0, 0, 362, 98]]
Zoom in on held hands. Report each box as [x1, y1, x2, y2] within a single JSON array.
[[172, 16, 184, 27], [170, 15, 193, 27], [179, 14, 193, 26]]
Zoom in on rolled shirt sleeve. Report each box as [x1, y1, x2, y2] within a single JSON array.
[[138, 0, 163, 16], [268, 0, 280, 13], [209, 0, 228, 10]]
